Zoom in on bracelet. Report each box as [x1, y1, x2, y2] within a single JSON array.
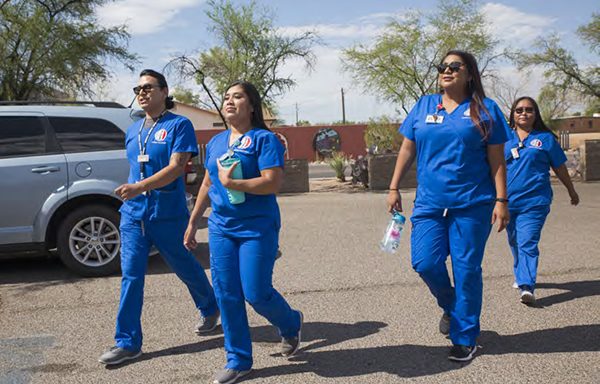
[[388, 188, 400, 191], [495, 197, 509, 203]]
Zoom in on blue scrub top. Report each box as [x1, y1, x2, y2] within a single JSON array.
[[120, 112, 198, 221], [505, 129, 567, 211], [205, 128, 285, 237], [400, 94, 510, 209]]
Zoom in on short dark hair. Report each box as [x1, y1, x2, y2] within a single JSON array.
[[139, 69, 174, 109], [224, 81, 268, 130], [509, 96, 557, 139]]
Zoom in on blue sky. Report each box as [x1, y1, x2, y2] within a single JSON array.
[[96, 0, 599, 124]]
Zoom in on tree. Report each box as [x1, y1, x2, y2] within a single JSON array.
[[537, 84, 577, 125], [518, 14, 599, 102], [0, 0, 137, 101], [342, 0, 503, 115], [168, 0, 319, 110], [171, 87, 202, 107]]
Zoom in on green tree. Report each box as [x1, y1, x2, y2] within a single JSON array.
[[537, 84, 577, 124], [168, 0, 319, 110], [342, 0, 502, 115], [364, 116, 402, 153], [171, 87, 202, 106], [0, 0, 137, 101], [518, 14, 599, 102]]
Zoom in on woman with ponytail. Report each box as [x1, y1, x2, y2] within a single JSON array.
[[505, 96, 579, 305], [99, 69, 218, 365], [386, 50, 510, 362]]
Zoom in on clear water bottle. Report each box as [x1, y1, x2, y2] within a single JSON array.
[[380, 211, 406, 253]]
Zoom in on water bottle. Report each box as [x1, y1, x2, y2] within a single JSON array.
[[380, 211, 406, 253], [219, 155, 245, 204]]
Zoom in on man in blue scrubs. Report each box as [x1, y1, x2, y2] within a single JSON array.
[[505, 96, 579, 304], [99, 69, 218, 365]]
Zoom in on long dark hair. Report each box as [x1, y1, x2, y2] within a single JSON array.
[[441, 50, 492, 139], [509, 96, 557, 139], [224, 81, 269, 130], [139, 69, 175, 109]]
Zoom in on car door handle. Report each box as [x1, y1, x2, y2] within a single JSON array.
[[31, 166, 61, 174]]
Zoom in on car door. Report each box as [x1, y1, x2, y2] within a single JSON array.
[[0, 113, 68, 245]]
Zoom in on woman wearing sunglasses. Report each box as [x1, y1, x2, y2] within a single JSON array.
[[99, 69, 219, 365], [386, 50, 510, 362], [505, 96, 579, 305], [184, 81, 302, 384]]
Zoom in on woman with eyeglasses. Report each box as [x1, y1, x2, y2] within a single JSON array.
[[505, 96, 579, 305], [183, 81, 302, 384], [99, 69, 219, 365], [386, 50, 510, 362]]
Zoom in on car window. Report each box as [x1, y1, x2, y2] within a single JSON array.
[[0, 116, 46, 158], [49, 117, 125, 153]]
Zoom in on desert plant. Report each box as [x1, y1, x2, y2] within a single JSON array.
[[364, 116, 403, 153], [327, 151, 348, 182]]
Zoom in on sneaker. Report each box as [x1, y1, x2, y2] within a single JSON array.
[[439, 313, 450, 335], [196, 309, 220, 334], [213, 368, 251, 384], [520, 287, 535, 305], [281, 310, 303, 357], [98, 346, 142, 365], [512, 281, 519, 289], [276, 249, 283, 260], [448, 345, 478, 362]]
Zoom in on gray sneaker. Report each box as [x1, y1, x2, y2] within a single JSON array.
[[281, 310, 303, 357], [98, 346, 142, 365], [196, 309, 220, 334], [213, 368, 251, 384], [439, 313, 450, 335]]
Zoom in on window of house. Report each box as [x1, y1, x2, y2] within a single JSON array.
[[49, 117, 125, 153], [0, 116, 46, 158]]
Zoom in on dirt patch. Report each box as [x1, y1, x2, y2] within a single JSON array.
[[309, 178, 369, 193]]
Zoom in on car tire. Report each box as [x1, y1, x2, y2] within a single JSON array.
[[57, 204, 121, 277]]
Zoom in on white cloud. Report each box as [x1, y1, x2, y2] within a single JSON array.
[[97, 0, 204, 35], [482, 3, 555, 46], [278, 23, 383, 40]]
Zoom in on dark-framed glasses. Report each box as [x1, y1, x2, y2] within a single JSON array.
[[133, 83, 161, 95], [436, 61, 465, 74], [515, 107, 534, 115]]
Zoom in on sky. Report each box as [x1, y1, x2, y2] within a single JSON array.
[[95, 0, 599, 125]]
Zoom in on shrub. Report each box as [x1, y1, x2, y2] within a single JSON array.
[[327, 151, 348, 182], [364, 116, 402, 153]]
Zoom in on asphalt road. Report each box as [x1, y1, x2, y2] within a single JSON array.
[[308, 163, 351, 179], [1, 183, 599, 384]]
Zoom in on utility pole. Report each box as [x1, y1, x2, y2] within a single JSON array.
[[295, 102, 299, 126], [341, 88, 346, 124]]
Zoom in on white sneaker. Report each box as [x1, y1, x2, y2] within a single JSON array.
[[520, 290, 535, 304], [512, 281, 519, 289]]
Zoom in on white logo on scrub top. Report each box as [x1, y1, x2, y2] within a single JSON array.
[[529, 139, 543, 148], [238, 136, 252, 149], [154, 129, 168, 142]]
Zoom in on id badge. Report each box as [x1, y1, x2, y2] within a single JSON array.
[[137, 154, 149, 163], [425, 114, 444, 124], [511, 147, 520, 159]]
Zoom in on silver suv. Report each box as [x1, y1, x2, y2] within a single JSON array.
[[0, 101, 142, 276]]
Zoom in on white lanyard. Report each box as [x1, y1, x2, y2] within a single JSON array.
[[137, 110, 166, 179]]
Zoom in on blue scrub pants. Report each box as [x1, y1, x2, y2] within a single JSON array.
[[506, 205, 550, 291], [410, 203, 494, 347], [208, 228, 301, 371], [115, 214, 218, 352]]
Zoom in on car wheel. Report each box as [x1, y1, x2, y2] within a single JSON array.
[[57, 205, 121, 277]]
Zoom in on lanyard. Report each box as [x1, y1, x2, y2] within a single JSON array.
[[220, 133, 245, 161], [138, 110, 167, 156]]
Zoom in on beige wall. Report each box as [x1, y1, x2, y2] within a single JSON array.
[[172, 103, 225, 131]]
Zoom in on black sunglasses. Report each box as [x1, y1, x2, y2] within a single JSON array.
[[436, 61, 465, 74], [515, 107, 535, 114], [133, 83, 162, 95]]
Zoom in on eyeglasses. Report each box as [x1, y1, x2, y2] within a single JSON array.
[[133, 84, 162, 95], [436, 61, 465, 74], [515, 107, 534, 115]]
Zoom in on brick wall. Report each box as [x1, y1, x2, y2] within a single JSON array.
[[581, 140, 600, 181]]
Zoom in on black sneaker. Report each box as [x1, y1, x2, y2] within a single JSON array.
[[196, 309, 220, 334], [448, 345, 478, 362], [213, 368, 251, 384], [439, 313, 450, 335], [281, 310, 303, 357], [98, 346, 142, 365]]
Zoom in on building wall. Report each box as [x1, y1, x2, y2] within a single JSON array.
[[553, 117, 600, 134], [172, 103, 224, 130], [194, 124, 368, 162]]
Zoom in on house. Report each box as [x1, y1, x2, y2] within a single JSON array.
[[172, 101, 276, 130]]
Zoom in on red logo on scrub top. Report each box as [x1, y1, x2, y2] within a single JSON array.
[[154, 129, 168, 142], [238, 136, 252, 149], [529, 139, 542, 148]]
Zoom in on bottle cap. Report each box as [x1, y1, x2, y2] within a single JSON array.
[[392, 210, 406, 224]]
